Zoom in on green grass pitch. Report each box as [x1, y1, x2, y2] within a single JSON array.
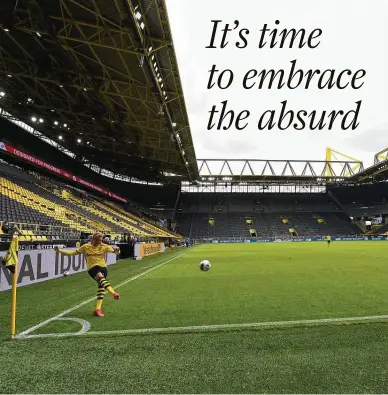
[[1, 242, 388, 393]]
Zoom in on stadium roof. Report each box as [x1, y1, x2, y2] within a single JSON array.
[[1, 1, 385, 189], [344, 147, 388, 185], [0, 0, 198, 182], [196, 158, 365, 185]]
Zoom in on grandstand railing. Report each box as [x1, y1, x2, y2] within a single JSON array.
[[0, 221, 111, 239]]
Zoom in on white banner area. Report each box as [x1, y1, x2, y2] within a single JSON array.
[[0, 248, 117, 291]]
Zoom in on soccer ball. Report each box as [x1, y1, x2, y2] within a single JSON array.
[[200, 260, 211, 271], [63, 271, 69, 277]]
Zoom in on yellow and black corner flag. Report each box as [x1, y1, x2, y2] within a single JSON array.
[[2, 235, 19, 274]]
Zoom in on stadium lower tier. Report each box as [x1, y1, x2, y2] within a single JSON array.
[[0, 166, 177, 239]]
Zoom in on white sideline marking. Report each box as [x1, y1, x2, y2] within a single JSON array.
[[15, 314, 388, 340], [15, 251, 189, 339]]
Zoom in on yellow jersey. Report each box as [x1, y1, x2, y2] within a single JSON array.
[[58, 243, 116, 270], [76, 243, 115, 269], [327, 236, 331, 241]]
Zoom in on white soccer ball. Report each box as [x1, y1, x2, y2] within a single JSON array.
[[63, 271, 69, 277], [200, 260, 211, 271]]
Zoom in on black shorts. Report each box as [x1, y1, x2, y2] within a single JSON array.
[[88, 266, 108, 280], [327, 240, 331, 244]]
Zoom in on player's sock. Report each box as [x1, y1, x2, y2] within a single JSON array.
[[99, 278, 116, 296], [96, 286, 104, 310]]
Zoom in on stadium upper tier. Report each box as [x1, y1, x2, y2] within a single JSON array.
[[178, 193, 339, 213], [329, 184, 388, 216], [0, 162, 179, 240]]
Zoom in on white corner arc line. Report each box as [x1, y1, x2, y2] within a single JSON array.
[[15, 251, 189, 338], [16, 317, 92, 339], [57, 317, 91, 334], [14, 314, 388, 340]]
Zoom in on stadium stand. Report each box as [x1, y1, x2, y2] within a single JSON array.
[[120, 183, 180, 218], [329, 184, 388, 216], [1, 157, 380, 242], [176, 193, 360, 239], [0, 160, 178, 240]]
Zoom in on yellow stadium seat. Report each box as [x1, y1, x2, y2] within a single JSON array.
[[0, 176, 178, 239]]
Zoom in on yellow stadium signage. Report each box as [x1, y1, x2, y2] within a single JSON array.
[[138, 243, 165, 258]]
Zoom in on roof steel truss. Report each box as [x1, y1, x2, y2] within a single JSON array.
[[197, 159, 364, 184]]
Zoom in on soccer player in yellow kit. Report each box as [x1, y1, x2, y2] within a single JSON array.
[[326, 234, 331, 246], [55, 232, 120, 317]]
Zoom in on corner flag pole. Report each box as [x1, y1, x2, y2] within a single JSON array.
[[10, 258, 18, 338]]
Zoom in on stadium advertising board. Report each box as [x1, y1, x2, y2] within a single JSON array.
[[0, 243, 70, 251], [0, 248, 117, 291], [0, 142, 127, 203], [218, 239, 246, 243], [209, 236, 388, 244], [134, 242, 165, 258]]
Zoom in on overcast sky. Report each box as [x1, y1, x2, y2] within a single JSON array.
[[165, 0, 388, 169]]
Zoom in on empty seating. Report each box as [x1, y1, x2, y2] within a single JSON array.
[[177, 193, 361, 239], [0, 161, 179, 240]]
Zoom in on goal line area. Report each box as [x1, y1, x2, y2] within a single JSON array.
[[15, 314, 388, 340]]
